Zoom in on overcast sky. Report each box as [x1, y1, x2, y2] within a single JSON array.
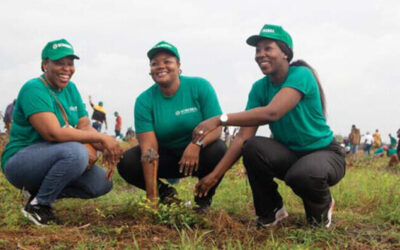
[[1, 0, 400, 143]]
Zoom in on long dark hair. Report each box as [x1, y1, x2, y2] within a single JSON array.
[[275, 41, 326, 116]]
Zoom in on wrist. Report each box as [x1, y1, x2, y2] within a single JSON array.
[[192, 140, 203, 149], [219, 114, 228, 126], [210, 170, 222, 180]]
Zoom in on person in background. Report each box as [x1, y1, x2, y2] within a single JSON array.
[[193, 24, 345, 228], [117, 41, 226, 211], [3, 99, 16, 134], [114, 111, 122, 138], [223, 126, 231, 144], [363, 132, 373, 156], [348, 125, 361, 155], [89, 96, 107, 132], [373, 145, 388, 158], [397, 129, 400, 160], [1, 39, 122, 225], [124, 127, 136, 141], [389, 133, 396, 148], [372, 129, 382, 150]]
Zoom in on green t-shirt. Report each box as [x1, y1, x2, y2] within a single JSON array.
[[374, 147, 384, 155], [387, 148, 397, 156], [390, 136, 397, 147], [134, 75, 222, 149], [246, 66, 333, 151], [1, 76, 88, 170]]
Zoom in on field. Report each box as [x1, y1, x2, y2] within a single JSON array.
[[0, 135, 400, 249]]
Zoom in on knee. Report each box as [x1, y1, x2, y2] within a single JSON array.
[[242, 136, 261, 169], [203, 140, 227, 159], [117, 147, 141, 178], [92, 180, 113, 198], [285, 170, 328, 197], [66, 142, 88, 164], [62, 142, 89, 175], [285, 170, 308, 190]]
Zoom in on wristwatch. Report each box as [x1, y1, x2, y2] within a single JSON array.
[[195, 140, 203, 148], [220, 114, 228, 126]]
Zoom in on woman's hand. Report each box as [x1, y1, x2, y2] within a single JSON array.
[[195, 172, 219, 198], [100, 135, 123, 166], [179, 142, 201, 176], [192, 116, 221, 143]]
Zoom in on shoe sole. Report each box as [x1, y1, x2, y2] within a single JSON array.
[[326, 198, 335, 228], [263, 207, 289, 227], [21, 208, 46, 226]]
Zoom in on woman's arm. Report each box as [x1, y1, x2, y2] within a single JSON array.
[[197, 126, 222, 147], [30, 112, 106, 143], [137, 131, 159, 202], [29, 112, 122, 163], [195, 126, 257, 197], [179, 126, 223, 176], [77, 116, 105, 151], [193, 87, 302, 142]]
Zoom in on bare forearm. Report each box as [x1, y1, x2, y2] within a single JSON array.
[[138, 133, 159, 200], [142, 161, 157, 197], [225, 107, 277, 127], [211, 135, 246, 179], [200, 126, 222, 147], [45, 127, 105, 144]]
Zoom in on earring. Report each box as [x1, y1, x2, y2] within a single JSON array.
[[148, 72, 152, 75], [179, 69, 182, 75]]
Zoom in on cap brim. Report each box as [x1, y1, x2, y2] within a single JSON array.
[[48, 54, 80, 61], [147, 48, 177, 60], [246, 35, 265, 46]]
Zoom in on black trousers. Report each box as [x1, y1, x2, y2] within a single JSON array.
[[117, 139, 227, 204], [242, 136, 346, 221]]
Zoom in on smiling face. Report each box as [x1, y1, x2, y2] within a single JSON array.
[[255, 39, 288, 76], [42, 56, 75, 90], [149, 52, 180, 88]]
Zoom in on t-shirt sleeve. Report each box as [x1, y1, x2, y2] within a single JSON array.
[[245, 80, 266, 110], [19, 85, 54, 119], [282, 67, 315, 96], [134, 93, 154, 133], [198, 79, 222, 119], [71, 83, 88, 118]]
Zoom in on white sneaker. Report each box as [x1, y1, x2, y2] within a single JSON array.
[[257, 206, 289, 228], [325, 197, 335, 228]]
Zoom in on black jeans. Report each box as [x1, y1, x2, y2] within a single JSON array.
[[117, 139, 227, 205], [242, 136, 346, 221]]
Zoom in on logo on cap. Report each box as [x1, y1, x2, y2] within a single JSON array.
[[52, 43, 73, 50], [156, 44, 172, 49], [262, 28, 275, 33]]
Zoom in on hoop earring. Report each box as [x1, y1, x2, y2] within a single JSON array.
[[179, 69, 182, 75]]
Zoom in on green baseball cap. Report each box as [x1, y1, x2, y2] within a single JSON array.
[[246, 24, 293, 49], [41, 39, 80, 61], [98, 101, 103, 106], [147, 41, 180, 61]]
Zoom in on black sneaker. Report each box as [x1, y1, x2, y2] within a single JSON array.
[[22, 201, 60, 226], [159, 183, 181, 205], [257, 206, 288, 228], [325, 198, 335, 228], [306, 197, 335, 228], [193, 196, 212, 214]]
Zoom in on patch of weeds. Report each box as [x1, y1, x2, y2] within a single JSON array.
[[51, 243, 68, 250], [156, 202, 200, 227]]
